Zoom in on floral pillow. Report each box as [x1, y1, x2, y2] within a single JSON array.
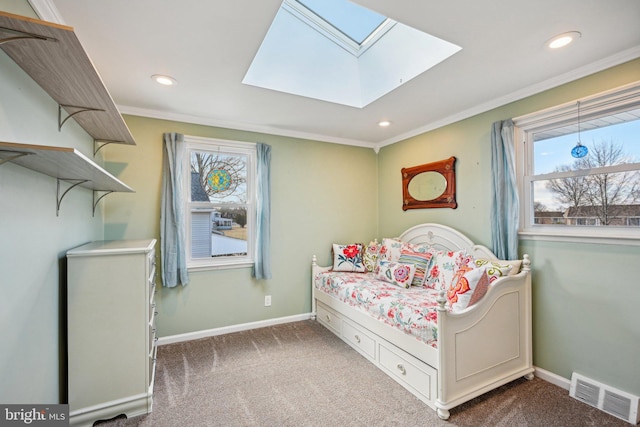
[[398, 248, 434, 286], [424, 249, 471, 289], [375, 261, 416, 289], [377, 238, 404, 264], [332, 243, 365, 272], [471, 259, 516, 282], [362, 240, 381, 272], [447, 266, 489, 312]]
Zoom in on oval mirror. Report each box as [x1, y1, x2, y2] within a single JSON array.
[[407, 171, 447, 201]]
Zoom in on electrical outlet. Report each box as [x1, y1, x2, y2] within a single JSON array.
[[264, 295, 272, 307]]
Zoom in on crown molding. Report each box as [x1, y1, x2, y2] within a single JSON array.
[[28, 0, 65, 24], [375, 45, 640, 150], [117, 105, 377, 150]]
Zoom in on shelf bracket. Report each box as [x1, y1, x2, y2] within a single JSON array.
[[0, 150, 32, 166], [0, 26, 57, 45], [92, 190, 114, 217], [94, 139, 125, 156], [56, 178, 89, 216], [58, 104, 105, 131]]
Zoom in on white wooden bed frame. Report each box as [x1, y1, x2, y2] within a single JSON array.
[[311, 223, 533, 420]]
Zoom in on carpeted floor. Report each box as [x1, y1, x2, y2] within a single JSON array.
[[96, 320, 630, 427]]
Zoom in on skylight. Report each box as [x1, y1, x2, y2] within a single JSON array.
[[296, 0, 387, 45], [243, 0, 462, 108]]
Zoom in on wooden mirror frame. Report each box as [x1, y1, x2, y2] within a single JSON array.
[[401, 156, 457, 210]]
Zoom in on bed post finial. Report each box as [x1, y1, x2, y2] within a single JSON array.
[[312, 255, 317, 267], [522, 254, 531, 272], [436, 287, 447, 312]]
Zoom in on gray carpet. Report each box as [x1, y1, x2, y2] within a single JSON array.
[[96, 320, 630, 427]]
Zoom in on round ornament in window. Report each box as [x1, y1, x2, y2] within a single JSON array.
[[571, 142, 588, 158], [207, 169, 231, 192]]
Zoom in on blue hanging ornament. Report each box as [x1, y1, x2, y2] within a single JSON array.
[[571, 142, 588, 158], [571, 101, 588, 158]]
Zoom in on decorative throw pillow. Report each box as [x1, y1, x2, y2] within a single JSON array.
[[398, 248, 434, 286], [375, 261, 416, 289], [448, 266, 489, 312], [362, 240, 381, 272], [332, 243, 366, 272], [376, 238, 404, 264], [471, 258, 515, 282], [424, 249, 470, 289]]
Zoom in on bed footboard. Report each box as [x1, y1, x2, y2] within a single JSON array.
[[435, 255, 533, 419]]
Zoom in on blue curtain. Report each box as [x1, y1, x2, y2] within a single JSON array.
[[254, 143, 272, 279], [160, 132, 189, 287], [490, 119, 519, 260]]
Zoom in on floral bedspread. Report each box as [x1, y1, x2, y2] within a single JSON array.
[[314, 271, 443, 348]]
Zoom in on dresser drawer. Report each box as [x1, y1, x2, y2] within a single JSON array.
[[148, 315, 157, 354], [149, 342, 158, 389], [317, 302, 342, 335], [147, 249, 156, 281], [378, 343, 436, 402], [342, 319, 376, 361]]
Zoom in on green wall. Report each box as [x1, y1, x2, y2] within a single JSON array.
[[377, 58, 640, 396], [104, 116, 378, 337], [0, 2, 104, 404], [1, 0, 638, 403]]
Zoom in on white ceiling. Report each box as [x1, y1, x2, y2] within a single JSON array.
[[32, 0, 640, 149]]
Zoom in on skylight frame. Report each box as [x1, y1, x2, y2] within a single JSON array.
[[283, 0, 395, 57]]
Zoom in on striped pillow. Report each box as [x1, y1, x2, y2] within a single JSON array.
[[398, 248, 434, 286]]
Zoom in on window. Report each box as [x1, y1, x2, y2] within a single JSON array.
[[242, 0, 461, 108], [514, 81, 640, 243], [295, 0, 388, 45], [184, 136, 256, 269]]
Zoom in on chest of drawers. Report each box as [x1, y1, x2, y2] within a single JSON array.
[[66, 239, 157, 426]]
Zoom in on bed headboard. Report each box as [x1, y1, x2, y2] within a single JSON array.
[[399, 223, 500, 260]]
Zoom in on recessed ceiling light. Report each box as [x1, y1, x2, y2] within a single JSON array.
[[378, 120, 392, 127], [547, 31, 581, 49], [151, 74, 177, 86]]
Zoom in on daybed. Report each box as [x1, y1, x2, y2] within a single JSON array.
[[311, 223, 533, 420]]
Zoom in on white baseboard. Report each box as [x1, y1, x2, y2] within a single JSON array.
[[534, 366, 571, 390], [157, 313, 313, 346]]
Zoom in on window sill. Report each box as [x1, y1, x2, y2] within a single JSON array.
[[519, 230, 640, 246], [187, 260, 254, 272]]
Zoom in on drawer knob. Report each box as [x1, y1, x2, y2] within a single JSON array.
[[325, 314, 331, 323], [397, 364, 406, 375], [355, 335, 361, 344]]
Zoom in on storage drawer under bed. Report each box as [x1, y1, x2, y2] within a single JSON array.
[[317, 302, 342, 335], [342, 318, 376, 362], [378, 341, 437, 404]]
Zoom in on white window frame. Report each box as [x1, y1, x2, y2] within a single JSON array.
[[514, 81, 640, 246], [283, 0, 395, 57], [184, 135, 257, 270]]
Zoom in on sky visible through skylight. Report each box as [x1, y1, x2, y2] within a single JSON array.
[[296, 0, 386, 44]]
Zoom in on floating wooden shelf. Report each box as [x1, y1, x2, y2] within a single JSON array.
[[0, 11, 136, 146], [0, 141, 134, 215]]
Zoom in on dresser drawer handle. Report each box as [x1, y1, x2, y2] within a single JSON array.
[[325, 314, 331, 323], [397, 364, 406, 375], [354, 334, 361, 344]]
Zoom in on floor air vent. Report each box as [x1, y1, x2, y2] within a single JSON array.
[[570, 372, 639, 424]]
